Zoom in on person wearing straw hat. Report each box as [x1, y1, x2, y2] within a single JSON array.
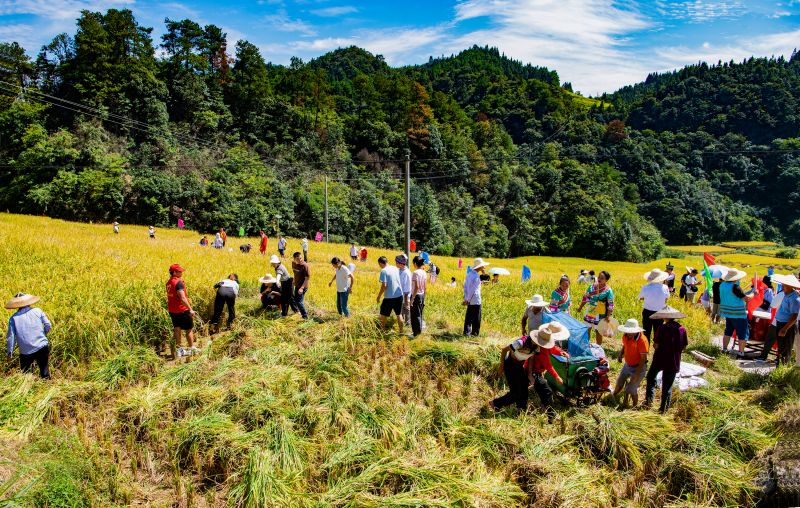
[[644, 306, 688, 413], [613, 319, 649, 407], [521, 294, 548, 336], [759, 274, 800, 365], [664, 263, 676, 294], [639, 269, 670, 343], [328, 257, 354, 317], [577, 270, 589, 284], [166, 264, 196, 358], [719, 268, 754, 358], [464, 258, 489, 337], [259, 274, 282, 309], [210, 273, 239, 333], [549, 275, 571, 313], [271, 254, 297, 317], [5, 293, 52, 379], [491, 333, 538, 412], [577, 270, 615, 345], [527, 322, 569, 421]]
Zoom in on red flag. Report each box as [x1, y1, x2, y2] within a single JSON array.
[[703, 252, 716, 267], [746, 273, 766, 319]]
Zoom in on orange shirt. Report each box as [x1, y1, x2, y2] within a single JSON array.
[[622, 333, 649, 366]]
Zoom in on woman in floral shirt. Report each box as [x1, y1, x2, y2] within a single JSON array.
[[577, 270, 614, 345]]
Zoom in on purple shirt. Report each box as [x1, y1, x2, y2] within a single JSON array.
[[651, 320, 687, 374]]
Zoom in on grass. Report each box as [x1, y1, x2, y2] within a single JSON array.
[[0, 213, 786, 506]]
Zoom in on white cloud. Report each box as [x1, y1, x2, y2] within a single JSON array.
[[0, 0, 135, 20], [262, 11, 317, 36], [310, 5, 358, 17], [655, 0, 747, 23]]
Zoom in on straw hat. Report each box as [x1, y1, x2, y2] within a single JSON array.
[[643, 268, 669, 284], [685, 266, 694, 273], [5, 293, 40, 309], [650, 305, 686, 320], [534, 322, 570, 348], [472, 258, 490, 270], [597, 317, 620, 338], [618, 318, 644, 334], [259, 274, 277, 284], [773, 273, 800, 288], [269, 255, 280, 264], [525, 294, 548, 307], [722, 269, 747, 282], [580, 270, 588, 275]]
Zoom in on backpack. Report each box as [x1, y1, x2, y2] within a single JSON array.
[[435, 265, 441, 275]]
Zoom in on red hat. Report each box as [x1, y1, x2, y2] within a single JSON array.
[[169, 263, 185, 273]]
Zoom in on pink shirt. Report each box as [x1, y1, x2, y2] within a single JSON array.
[[412, 269, 427, 296]]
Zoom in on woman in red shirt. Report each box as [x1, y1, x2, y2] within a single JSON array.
[[526, 322, 568, 422]]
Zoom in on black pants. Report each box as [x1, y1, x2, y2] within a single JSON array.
[[762, 322, 796, 364], [492, 357, 529, 410], [645, 364, 677, 413], [280, 278, 298, 316], [464, 304, 482, 336], [642, 309, 662, 343], [211, 287, 236, 327], [303, 250, 308, 262], [533, 373, 556, 420], [410, 294, 425, 336], [20, 345, 50, 379]]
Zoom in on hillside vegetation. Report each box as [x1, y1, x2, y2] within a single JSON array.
[[0, 214, 793, 507], [2, 11, 800, 261]]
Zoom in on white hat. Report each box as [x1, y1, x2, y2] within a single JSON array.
[[618, 318, 644, 334], [722, 269, 747, 282], [269, 255, 280, 264], [580, 270, 588, 275], [643, 268, 669, 284], [525, 294, 548, 307], [259, 274, 277, 284], [5, 293, 40, 309], [773, 273, 800, 288], [685, 266, 695, 273], [533, 322, 570, 348], [472, 258, 490, 270]]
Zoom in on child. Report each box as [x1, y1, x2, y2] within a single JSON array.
[[613, 319, 648, 407]]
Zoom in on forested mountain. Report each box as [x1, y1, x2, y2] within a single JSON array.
[[0, 9, 798, 261]]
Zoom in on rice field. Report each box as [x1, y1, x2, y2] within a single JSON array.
[[669, 245, 735, 253], [717, 253, 800, 270], [0, 214, 791, 507], [721, 241, 779, 248]]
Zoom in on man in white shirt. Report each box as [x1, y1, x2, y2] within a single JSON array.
[[464, 258, 489, 337], [397, 254, 412, 327], [639, 269, 671, 342], [328, 257, 354, 317]]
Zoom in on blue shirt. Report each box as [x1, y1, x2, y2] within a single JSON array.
[[7, 306, 51, 356], [463, 270, 482, 305], [775, 291, 800, 323], [379, 265, 403, 299]]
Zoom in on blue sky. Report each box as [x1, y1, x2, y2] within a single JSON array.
[[1, 0, 799, 94]]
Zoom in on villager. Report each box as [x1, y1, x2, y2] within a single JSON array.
[[212, 233, 224, 249], [302, 238, 309, 262], [259, 231, 268, 255], [613, 318, 648, 407], [644, 306, 688, 413], [639, 268, 670, 342], [577, 270, 615, 345], [149, 226, 155, 239], [166, 264, 196, 358], [259, 274, 282, 309], [5, 293, 52, 379], [376, 256, 404, 333], [577, 270, 589, 284], [397, 254, 412, 327], [113, 221, 119, 234], [464, 258, 489, 337], [210, 274, 239, 333], [549, 275, 571, 312], [720, 269, 753, 358], [291, 252, 310, 320], [410, 256, 427, 336], [328, 257, 354, 317], [278, 236, 287, 258], [521, 294, 548, 335], [759, 274, 800, 365], [271, 254, 297, 317]]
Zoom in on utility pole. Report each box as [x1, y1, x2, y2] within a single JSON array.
[[404, 153, 411, 260], [324, 175, 329, 242]]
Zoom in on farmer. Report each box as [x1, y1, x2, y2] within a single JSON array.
[[577, 270, 614, 346], [639, 268, 670, 342], [220, 227, 227, 246], [759, 274, 800, 365], [464, 258, 489, 337], [397, 254, 412, 327], [148, 226, 155, 239], [178, 218, 185, 229], [291, 252, 310, 320], [644, 306, 688, 413], [166, 264, 196, 358], [328, 257, 354, 317], [410, 256, 427, 336], [549, 275, 571, 312], [259, 230, 268, 255], [429, 261, 439, 285], [491, 334, 538, 412], [350, 243, 358, 261], [526, 323, 569, 421], [210, 273, 239, 333], [577, 270, 589, 284], [360, 247, 368, 263], [113, 221, 119, 234], [376, 256, 404, 333], [613, 319, 649, 407], [521, 294, 548, 336], [720, 269, 753, 358], [271, 254, 297, 317], [447, 277, 457, 288], [199, 236, 208, 247], [491, 273, 500, 285], [212, 233, 224, 249], [278, 236, 287, 259], [5, 293, 52, 379], [239, 243, 252, 254], [301, 238, 309, 262], [664, 263, 676, 294], [259, 274, 282, 309]]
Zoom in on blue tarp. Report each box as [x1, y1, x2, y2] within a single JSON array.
[[542, 312, 592, 358], [521, 265, 531, 282]]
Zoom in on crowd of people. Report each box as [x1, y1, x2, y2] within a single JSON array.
[[11, 228, 800, 419]]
